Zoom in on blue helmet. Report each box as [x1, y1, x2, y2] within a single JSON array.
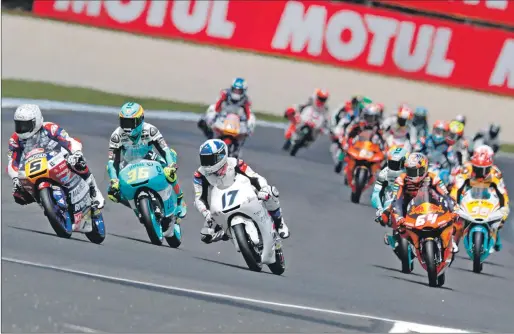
[[414, 107, 428, 117], [199, 139, 228, 175], [119, 102, 144, 140], [387, 146, 408, 171], [230, 77, 247, 101]]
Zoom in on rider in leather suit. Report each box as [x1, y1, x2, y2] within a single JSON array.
[[106, 102, 186, 236], [382, 104, 417, 148], [7, 104, 105, 209], [193, 139, 290, 243], [412, 107, 429, 141], [471, 124, 501, 154]]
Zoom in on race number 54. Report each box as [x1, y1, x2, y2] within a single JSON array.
[[415, 213, 438, 226]]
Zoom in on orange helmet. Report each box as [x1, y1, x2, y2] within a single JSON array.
[[471, 145, 494, 179], [432, 120, 449, 143], [397, 104, 413, 126], [314, 89, 329, 108], [404, 152, 428, 184]]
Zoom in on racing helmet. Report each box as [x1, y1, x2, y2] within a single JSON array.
[[455, 114, 466, 125], [119, 102, 145, 139], [397, 104, 413, 127], [362, 104, 380, 126], [199, 139, 228, 176], [387, 146, 408, 174], [471, 145, 494, 179], [230, 77, 247, 101], [489, 123, 500, 139], [14, 104, 44, 140], [447, 120, 464, 145], [413, 107, 428, 124], [314, 88, 329, 108], [404, 152, 429, 184], [432, 120, 449, 145]]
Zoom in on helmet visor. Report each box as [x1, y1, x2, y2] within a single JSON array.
[[200, 151, 224, 167], [406, 165, 426, 179], [388, 159, 403, 171], [473, 166, 491, 178], [120, 116, 143, 130], [364, 114, 378, 124], [15, 119, 35, 134]]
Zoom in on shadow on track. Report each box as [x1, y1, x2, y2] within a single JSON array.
[[383, 274, 455, 291], [109, 233, 185, 251], [194, 256, 279, 276], [455, 254, 512, 269], [8, 225, 92, 243], [451, 266, 507, 280], [371, 264, 424, 277]]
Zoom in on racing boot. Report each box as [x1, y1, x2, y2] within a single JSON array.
[[493, 232, 503, 252], [86, 175, 105, 209], [269, 209, 290, 239], [451, 235, 459, 253]]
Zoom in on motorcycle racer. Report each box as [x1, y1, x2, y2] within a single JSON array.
[[335, 104, 386, 174], [382, 104, 417, 149], [106, 102, 186, 234], [470, 124, 501, 154], [198, 77, 256, 139], [450, 145, 509, 252], [412, 107, 429, 140], [283, 88, 330, 150], [193, 139, 290, 243], [7, 104, 105, 209], [447, 120, 469, 166], [391, 153, 459, 253]]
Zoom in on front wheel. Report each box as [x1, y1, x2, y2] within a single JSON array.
[[473, 232, 484, 273], [138, 196, 163, 245], [423, 239, 439, 287], [85, 211, 106, 244], [351, 167, 369, 204], [39, 187, 72, 239], [232, 224, 262, 272]]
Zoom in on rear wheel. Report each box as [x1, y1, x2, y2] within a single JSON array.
[[351, 168, 369, 204], [138, 196, 163, 245], [397, 236, 413, 273], [39, 188, 72, 238], [423, 240, 438, 287], [473, 232, 484, 273], [232, 224, 262, 272]]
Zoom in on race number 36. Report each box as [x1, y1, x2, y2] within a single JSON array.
[[415, 213, 438, 226]]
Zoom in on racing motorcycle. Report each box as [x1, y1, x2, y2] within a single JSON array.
[[345, 139, 384, 203], [18, 141, 106, 243], [427, 150, 451, 186], [117, 157, 184, 247], [284, 105, 326, 157], [457, 188, 504, 273], [385, 133, 412, 153], [212, 112, 249, 159], [209, 173, 286, 275], [401, 182, 456, 287]]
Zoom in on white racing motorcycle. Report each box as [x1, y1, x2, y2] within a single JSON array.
[[209, 173, 286, 275], [385, 132, 412, 153], [284, 105, 327, 156]]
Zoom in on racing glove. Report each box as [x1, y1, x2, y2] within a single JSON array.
[[12, 177, 33, 205], [67, 151, 85, 168], [107, 179, 121, 203], [257, 185, 278, 201], [200, 211, 228, 244], [375, 208, 388, 227], [500, 207, 510, 221], [164, 163, 178, 183]]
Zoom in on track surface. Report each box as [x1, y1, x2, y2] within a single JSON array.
[[2, 109, 514, 333]]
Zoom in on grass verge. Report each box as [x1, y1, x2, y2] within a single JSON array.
[[500, 144, 514, 153], [1, 79, 285, 123]]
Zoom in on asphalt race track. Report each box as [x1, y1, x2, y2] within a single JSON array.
[[2, 109, 514, 333]]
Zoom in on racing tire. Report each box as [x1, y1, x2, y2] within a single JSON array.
[[290, 135, 306, 156], [138, 196, 163, 246], [437, 272, 446, 287], [397, 236, 413, 274], [423, 239, 438, 287], [232, 224, 263, 272], [351, 168, 369, 204], [472, 232, 484, 273], [85, 215, 106, 245], [40, 187, 72, 239], [267, 247, 286, 275]]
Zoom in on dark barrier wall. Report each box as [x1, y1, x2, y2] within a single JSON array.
[[2, 0, 33, 11]]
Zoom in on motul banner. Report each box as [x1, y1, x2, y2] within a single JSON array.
[[378, 0, 514, 28], [33, 0, 514, 96]]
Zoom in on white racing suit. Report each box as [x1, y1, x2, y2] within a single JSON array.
[[381, 116, 417, 151], [193, 158, 289, 243], [470, 129, 500, 154], [453, 137, 470, 166]]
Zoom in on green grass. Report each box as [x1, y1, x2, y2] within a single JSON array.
[[500, 144, 514, 153], [1, 79, 285, 123]]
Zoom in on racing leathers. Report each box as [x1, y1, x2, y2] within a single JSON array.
[[193, 158, 290, 243], [284, 95, 329, 148], [106, 123, 186, 229], [450, 163, 510, 251], [198, 89, 256, 139], [471, 127, 500, 154], [7, 122, 105, 208], [371, 167, 404, 225], [416, 135, 459, 184], [391, 172, 459, 253], [382, 115, 417, 150]]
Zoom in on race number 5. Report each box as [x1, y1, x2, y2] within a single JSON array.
[[29, 160, 42, 174], [415, 213, 438, 226], [127, 167, 149, 183], [221, 190, 238, 209]]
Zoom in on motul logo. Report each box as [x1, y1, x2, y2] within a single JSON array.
[[462, 0, 508, 10], [490, 39, 514, 89], [52, 0, 235, 38], [271, 1, 455, 78]]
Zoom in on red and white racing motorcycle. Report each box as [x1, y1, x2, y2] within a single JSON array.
[[283, 105, 328, 156]]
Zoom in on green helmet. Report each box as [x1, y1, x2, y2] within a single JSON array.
[[119, 102, 144, 140]]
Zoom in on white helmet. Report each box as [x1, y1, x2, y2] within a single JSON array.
[[199, 139, 228, 175], [14, 104, 43, 140]]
